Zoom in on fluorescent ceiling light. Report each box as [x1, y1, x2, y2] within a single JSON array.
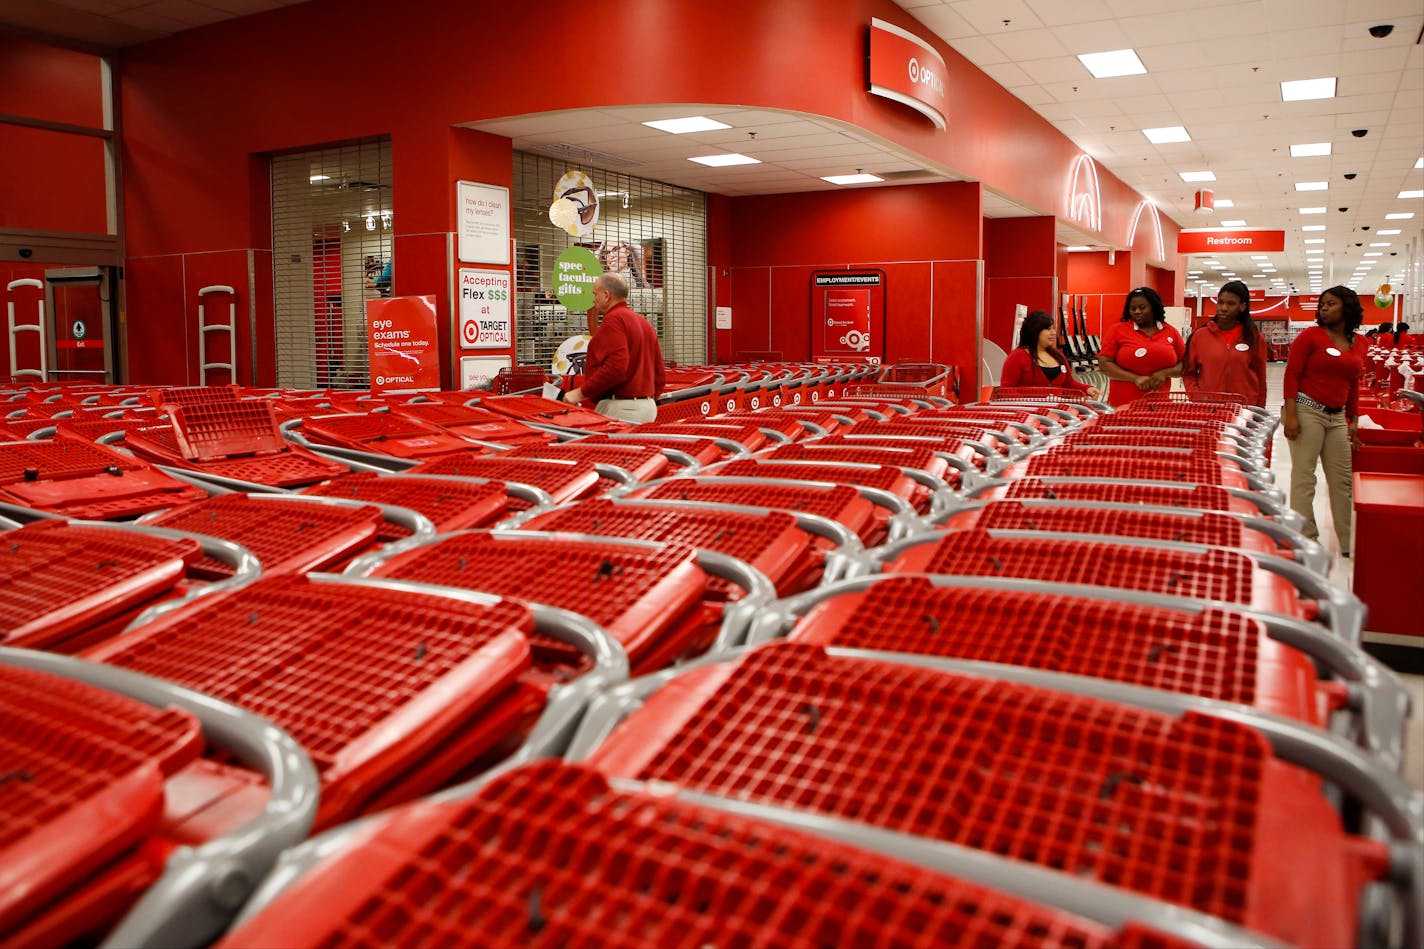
[[643, 116, 732, 134], [1280, 77, 1336, 101], [1065, 245, 1093, 252], [1142, 126, 1190, 144], [1302, 225, 1326, 231], [1290, 142, 1332, 157], [1078, 49, 1147, 78], [1416, 157, 1423, 169], [1210, 265, 1226, 270], [689, 153, 760, 167], [1369, 243, 1391, 247], [1251, 255, 1270, 260], [1378, 229, 1401, 235], [1364, 252, 1383, 257], [1219, 219, 1246, 227], [821, 173, 884, 185], [1385, 212, 1414, 219], [1304, 239, 1324, 244], [1222, 273, 1237, 277], [1214, 198, 1235, 208], [1252, 274, 1265, 278], [309, 174, 330, 182], [1187, 270, 1202, 275], [1300, 207, 1326, 214], [1399, 190, 1424, 199], [1295, 181, 1328, 191], [1179, 170, 1216, 182], [1201, 260, 1221, 265]]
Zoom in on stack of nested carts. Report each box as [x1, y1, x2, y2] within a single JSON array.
[[0, 374, 1417, 949]]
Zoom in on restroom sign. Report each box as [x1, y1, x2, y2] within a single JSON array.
[[459, 268, 512, 350]]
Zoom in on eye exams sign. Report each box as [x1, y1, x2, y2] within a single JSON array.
[[459, 269, 512, 350], [868, 17, 948, 130]]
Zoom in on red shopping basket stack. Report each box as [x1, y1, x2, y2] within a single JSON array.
[[972, 477, 1286, 521], [516, 497, 829, 597], [294, 412, 478, 460], [629, 476, 885, 546], [0, 433, 207, 519], [122, 387, 347, 489], [0, 519, 202, 653], [709, 456, 935, 514], [301, 472, 514, 540], [577, 643, 1396, 949], [83, 574, 540, 830], [760, 439, 966, 488], [0, 664, 204, 947], [407, 454, 600, 506], [501, 439, 671, 487], [474, 394, 628, 433], [388, 401, 554, 447], [141, 494, 386, 578], [1005, 447, 1258, 491], [362, 532, 748, 676], [216, 760, 1201, 949]]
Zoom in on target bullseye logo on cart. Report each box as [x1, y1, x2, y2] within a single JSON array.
[[700, 400, 711, 415]]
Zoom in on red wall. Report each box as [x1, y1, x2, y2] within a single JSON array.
[[726, 182, 983, 388], [984, 217, 1056, 350], [2, 0, 1191, 381]]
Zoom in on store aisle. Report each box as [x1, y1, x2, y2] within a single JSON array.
[[1260, 362, 1422, 790]]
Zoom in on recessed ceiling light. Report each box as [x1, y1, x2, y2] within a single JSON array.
[[1305, 249, 1324, 254], [1065, 245, 1092, 252], [1261, 268, 1277, 272], [1202, 260, 1221, 265], [1369, 242, 1391, 247], [1078, 49, 1147, 78], [643, 116, 732, 134], [1416, 157, 1423, 169], [821, 173, 884, 185], [1300, 207, 1326, 214], [1222, 273, 1237, 277], [1364, 252, 1383, 257], [1251, 255, 1270, 260], [1179, 170, 1216, 182], [1219, 219, 1246, 227], [1304, 239, 1325, 244], [1385, 212, 1414, 219], [1252, 274, 1265, 278], [1378, 229, 1402, 235], [1280, 77, 1337, 101], [1214, 198, 1235, 208], [1290, 142, 1332, 157], [309, 174, 330, 182], [1210, 265, 1227, 270], [1400, 190, 1424, 199], [1295, 181, 1328, 191], [1302, 225, 1326, 231], [689, 153, 760, 167], [1142, 126, 1190, 144]]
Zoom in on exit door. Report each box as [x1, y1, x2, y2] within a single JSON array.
[[45, 267, 118, 384]]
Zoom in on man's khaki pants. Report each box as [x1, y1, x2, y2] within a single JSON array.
[[595, 397, 657, 424], [1287, 402, 1353, 552]]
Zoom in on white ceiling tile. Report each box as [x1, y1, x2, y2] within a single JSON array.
[[989, 27, 1071, 61], [1017, 57, 1090, 84], [1271, 26, 1351, 58], [909, 4, 978, 39], [1045, 19, 1130, 52], [1263, 0, 1346, 27], [951, 0, 1045, 33], [1011, 84, 1058, 105], [947, 35, 1010, 65], [978, 61, 1035, 88], [1133, 42, 1209, 72], [1022, 0, 1115, 25]]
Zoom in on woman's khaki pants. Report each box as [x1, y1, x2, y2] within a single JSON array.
[[1287, 402, 1353, 552]]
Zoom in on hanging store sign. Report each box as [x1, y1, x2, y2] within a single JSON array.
[[868, 18, 948, 130], [366, 295, 441, 392], [457, 181, 510, 264], [553, 246, 603, 311], [1178, 229, 1285, 254], [458, 268, 512, 350]]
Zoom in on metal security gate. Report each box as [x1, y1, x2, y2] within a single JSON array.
[[271, 138, 393, 389], [512, 151, 706, 370]]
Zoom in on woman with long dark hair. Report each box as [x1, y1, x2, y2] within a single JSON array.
[[1097, 286, 1183, 406], [1283, 285, 1368, 556], [1182, 280, 1267, 405], [999, 310, 1100, 397]]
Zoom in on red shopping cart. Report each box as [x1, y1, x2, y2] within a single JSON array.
[[0, 433, 208, 519], [407, 453, 601, 505]]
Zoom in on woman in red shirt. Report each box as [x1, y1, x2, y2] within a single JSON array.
[[998, 310, 1100, 398], [1283, 285, 1368, 556], [1098, 287, 1184, 406], [1182, 280, 1267, 406]]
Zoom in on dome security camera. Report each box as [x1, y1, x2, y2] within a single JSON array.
[[1362, 225, 1371, 230], [1352, 129, 1368, 138], [1344, 173, 1357, 180], [1368, 24, 1394, 38], [1355, 242, 1363, 247], [1338, 207, 1349, 212]]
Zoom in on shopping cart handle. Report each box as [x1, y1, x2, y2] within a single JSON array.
[[0, 648, 320, 949]]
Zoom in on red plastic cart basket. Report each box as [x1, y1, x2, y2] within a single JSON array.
[[968, 476, 1300, 527], [301, 471, 514, 540], [503, 439, 670, 488], [408, 453, 601, 505], [474, 394, 629, 433], [292, 412, 478, 460], [572, 643, 1418, 949], [0, 432, 208, 519], [216, 760, 1231, 949], [706, 456, 940, 515], [389, 401, 554, 447]]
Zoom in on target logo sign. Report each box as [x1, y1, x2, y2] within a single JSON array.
[[462, 321, 480, 345]]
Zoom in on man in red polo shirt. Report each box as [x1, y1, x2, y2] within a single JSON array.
[[564, 273, 664, 423]]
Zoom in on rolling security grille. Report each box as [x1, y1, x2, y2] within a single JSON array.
[[272, 139, 393, 389], [512, 151, 706, 369]]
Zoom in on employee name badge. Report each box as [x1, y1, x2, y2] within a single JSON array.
[[1235, 343, 1251, 352], [1326, 347, 1342, 357], [1134, 347, 1148, 358]]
